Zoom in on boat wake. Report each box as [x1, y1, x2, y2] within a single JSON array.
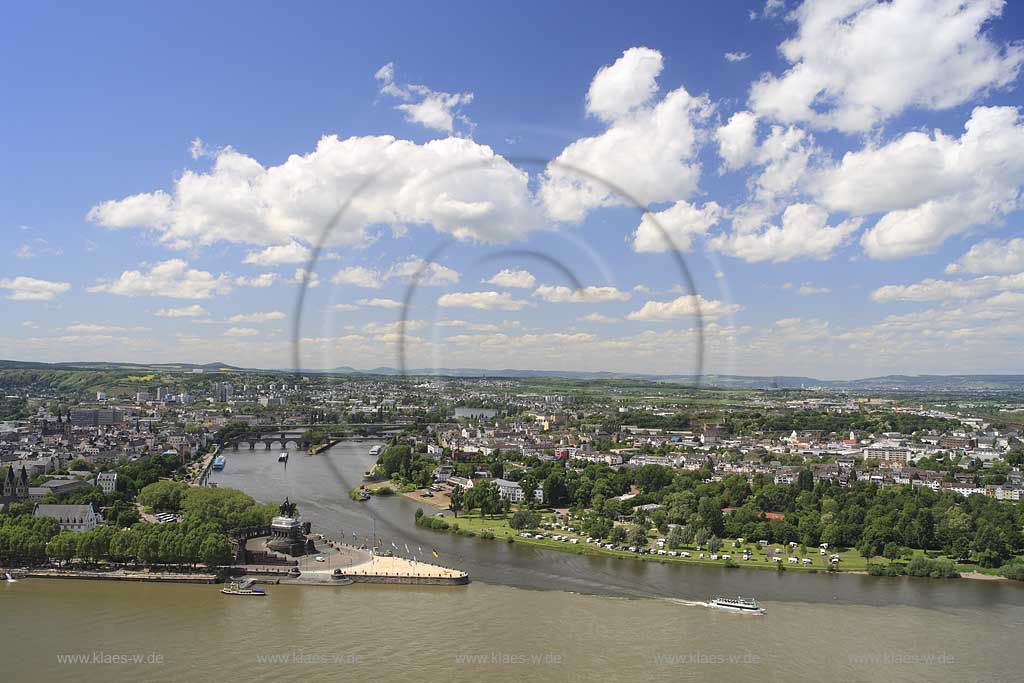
[[663, 598, 709, 608]]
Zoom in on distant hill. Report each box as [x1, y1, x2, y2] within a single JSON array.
[[0, 360, 246, 373], [3, 359, 1024, 392]]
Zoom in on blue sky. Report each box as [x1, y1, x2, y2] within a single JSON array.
[[2, 1, 1024, 378]]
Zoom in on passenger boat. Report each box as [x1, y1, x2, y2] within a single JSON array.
[[221, 580, 265, 596], [212, 455, 226, 470], [708, 596, 765, 614], [368, 445, 383, 457], [278, 451, 289, 462]]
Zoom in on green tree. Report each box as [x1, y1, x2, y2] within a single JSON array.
[[708, 535, 722, 553], [510, 510, 541, 530], [449, 484, 464, 518], [628, 525, 648, 548], [46, 531, 78, 566], [199, 533, 232, 567], [666, 525, 685, 549], [137, 480, 188, 512]]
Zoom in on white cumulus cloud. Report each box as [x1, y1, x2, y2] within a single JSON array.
[[332, 266, 382, 288], [357, 298, 403, 309], [625, 294, 743, 321], [0, 276, 71, 301], [88, 135, 539, 249], [749, 0, 1024, 132], [541, 47, 712, 222], [533, 285, 631, 304], [946, 237, 1024, 274], [242, 241, 311, 265], [711, 203, 861, 263], [227, 311, 287, 323], [484, 269, 536, 289], [586, 47, 664, 122], [632, 200, 722, 253], [375, 62, 474, 133], [812, 107, 1024, 259], [89, 260, 231, 299], [871, 273, 1024, 303], [154, 305, 207, 318], [437, 291, 530, 311]]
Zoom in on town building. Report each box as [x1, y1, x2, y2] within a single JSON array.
[[493, 478, 543, 504], [34, 503, 99, 531]]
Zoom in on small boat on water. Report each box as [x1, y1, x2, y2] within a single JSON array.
[[212, 455, 226, 471], [368, 445, 383, 457], [221, 580, 265, 596], [708, 596, 765, 615], [278, 451, 289, 462], [331, 569, 354, 584]]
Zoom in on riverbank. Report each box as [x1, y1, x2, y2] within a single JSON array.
[[208, 440, 1024, 605], [413, 508, 1015, 581], [18, 568, 217, 584]]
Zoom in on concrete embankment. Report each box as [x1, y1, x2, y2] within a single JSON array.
[[22, 569, 217, 584]]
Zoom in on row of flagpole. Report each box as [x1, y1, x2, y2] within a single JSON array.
[[330, 527, 440, 563]]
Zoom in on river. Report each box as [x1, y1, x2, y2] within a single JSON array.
[[1, 441, 1021, 682]]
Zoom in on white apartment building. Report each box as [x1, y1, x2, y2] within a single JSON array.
[[862, 442, 910, 468], [95, 471, 117, 494], [493, 478, 543, 504]]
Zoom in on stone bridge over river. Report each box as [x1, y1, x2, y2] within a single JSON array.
[[228, 432, 305, 451], [223, 424, 407, 451]]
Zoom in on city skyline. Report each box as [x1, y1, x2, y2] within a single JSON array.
[[3, 1, 1024, 378]]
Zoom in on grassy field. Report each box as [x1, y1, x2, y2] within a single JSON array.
[[419, 509, 876, 573], [411, 495, 1019, 578]]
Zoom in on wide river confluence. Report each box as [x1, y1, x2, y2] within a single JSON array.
[[2, 441, 1021, 682]]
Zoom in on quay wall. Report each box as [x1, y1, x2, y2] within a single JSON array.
[[343, 573, 469, 586], [23, 570, 217, 584]]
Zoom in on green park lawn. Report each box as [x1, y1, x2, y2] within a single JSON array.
[[423, 508, 878, 573]]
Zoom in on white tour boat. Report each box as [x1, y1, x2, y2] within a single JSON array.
[[708, 596, 765, 614]]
